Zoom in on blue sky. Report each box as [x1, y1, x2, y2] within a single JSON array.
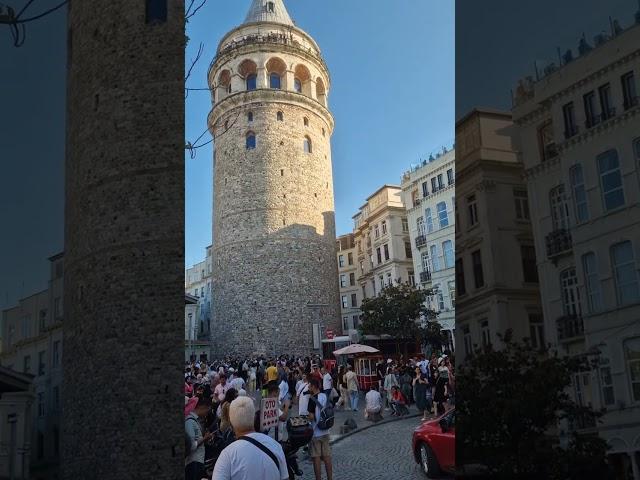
[[185, 0, 455, 268]]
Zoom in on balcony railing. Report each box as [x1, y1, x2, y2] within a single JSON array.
[[419, 270, 432, 283], [557, 314, 584, 342], [624, 96, 639, 111], [545, 228, 572, 259], [413, 198, 421, 207], [415, 235, 427, 248]]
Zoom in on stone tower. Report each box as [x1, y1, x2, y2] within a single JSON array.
[[63, 1, 184, 479], [209, 0, 341, 357]]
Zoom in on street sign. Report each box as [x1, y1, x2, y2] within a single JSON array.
[[326, 329, 334, 339], [260, 397, 279, 431]]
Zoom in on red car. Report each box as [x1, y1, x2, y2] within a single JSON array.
[[412, 408, 455, 477]]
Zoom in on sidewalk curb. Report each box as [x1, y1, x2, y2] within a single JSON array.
[[328, 412, 422, 446]]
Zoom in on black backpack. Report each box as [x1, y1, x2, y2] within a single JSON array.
[[315, 393, 334, 430]]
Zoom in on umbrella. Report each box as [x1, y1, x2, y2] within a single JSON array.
[[333, 344, 380, 356]]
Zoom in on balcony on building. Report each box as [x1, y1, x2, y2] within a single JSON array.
[[419, 270, 432, 284], [545, 228, 572, 259], [415, 235, 427, 248], [543, 142, 558, 162], [556, 314, 584, 343]]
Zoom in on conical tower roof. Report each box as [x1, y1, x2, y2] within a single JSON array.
[[244, 0, 293, 26]]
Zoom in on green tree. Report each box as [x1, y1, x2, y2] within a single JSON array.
[[358, 282, 444, 354], [456, 331, 611, 479]]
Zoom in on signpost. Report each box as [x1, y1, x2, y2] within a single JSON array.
[[260, 397, 279, 432]]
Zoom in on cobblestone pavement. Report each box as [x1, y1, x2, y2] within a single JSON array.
[[296, 416, 450, 480]]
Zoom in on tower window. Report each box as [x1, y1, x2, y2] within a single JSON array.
[[270, 73, 281, 89], [247, 112, 253, 122], [246, 132, 256, 150], [304, 117, 309, 127], [294, 78, 302, 93], [267, 2, 275, 13], [304, 136, 312, 154], [145, 0, 167, 24], [277, 111, 284, 121], [247, 74, 257, 91]]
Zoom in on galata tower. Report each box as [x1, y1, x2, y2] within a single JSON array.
[[209, 0, 341, 357]]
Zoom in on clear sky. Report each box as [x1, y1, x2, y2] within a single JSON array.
[[185, 0, 455, 268]]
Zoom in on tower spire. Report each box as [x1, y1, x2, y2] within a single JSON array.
[[244, 0, 293, 26]]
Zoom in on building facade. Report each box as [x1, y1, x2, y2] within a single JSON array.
[[455, 109, 542, 361], [0, 253, 64, 480], [401, 148, 456, 350], [336, 234, 361, 336], [512, 19, 640, 476], [353, 185, 414, 301], [208, 0, 341, 356], [185, 245, 213, 356]]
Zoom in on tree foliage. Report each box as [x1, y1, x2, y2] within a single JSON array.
[[358, 282, 445, 351], [456, 331, 611, 479]]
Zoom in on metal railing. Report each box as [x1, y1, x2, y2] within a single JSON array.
[[420, 271, 432, 283], [415, 235, 427, 248], [557, 314, 584, 341], [545, 228, 572, 258]]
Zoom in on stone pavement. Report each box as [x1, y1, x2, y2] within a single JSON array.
[[296, 415, 450, 480]]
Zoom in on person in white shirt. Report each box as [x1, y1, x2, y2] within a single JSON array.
[[307, 378, 332, 480], [296, 373, 310, 416], [214, 375, 230, 403], [230, 373, 246, 393], [321, 366, 333, 399], [212, 396, 288, 480], [364, 384, 383, 421]]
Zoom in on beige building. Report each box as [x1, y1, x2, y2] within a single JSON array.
[[455, 109, 542, 361], [185, 245, 213, 356], [353, 185, 414, 300], [0, 253, 64, 480], [336, 234, 361, 336], [208, 0, 341, 356], [401, 148, 456, 351], [512, 19, 640, 475]]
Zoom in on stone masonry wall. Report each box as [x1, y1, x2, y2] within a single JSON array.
[[210, 43, 341, 357], [63, 1, 185, 479]]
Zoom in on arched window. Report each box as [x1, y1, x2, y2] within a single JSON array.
[[266, 1, 275, 12], [246, 132, 256, 150], [270, 72, 281, 89], [277, 111, 284, 121], [303, 117, 309, 127], [316, 77, 327, 105], [247, 111, 253, 122], [294, 78, 302, 93], [246, 74, 257, 91], [304, 136, 312, 154]]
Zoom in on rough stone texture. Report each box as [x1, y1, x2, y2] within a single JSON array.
[[63, 1, 185, 479], [209, 20, 341, 357]]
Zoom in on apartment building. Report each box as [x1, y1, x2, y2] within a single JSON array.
[[336, 234, 361, 336], [0, 253, 64, 480], [455, 109, 542, 361], [185, 245, 213, 356], [512, 18, 640, 475], [353, 185, 414, 301], [401, 148, 456, 350]]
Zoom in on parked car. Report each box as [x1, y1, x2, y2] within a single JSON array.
[[412, 408, 455, 477]]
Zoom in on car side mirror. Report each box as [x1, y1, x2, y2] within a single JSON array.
[[439, 417, 449, 433]]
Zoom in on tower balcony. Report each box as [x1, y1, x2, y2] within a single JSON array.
[[556, 314, 584, 343], [545, 228, 572, 260]]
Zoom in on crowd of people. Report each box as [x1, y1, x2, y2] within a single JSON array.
[[183, 351, 454, 480]]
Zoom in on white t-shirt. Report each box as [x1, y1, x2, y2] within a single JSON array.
[[211, 432, 288, 480], [365, 389, 382, 411], [322, 372, 333, 390], [310, 392, 330, 438], [296, 382, 310, 416]]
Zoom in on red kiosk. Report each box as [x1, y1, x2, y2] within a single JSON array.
[[332, 344, 381, 390]]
